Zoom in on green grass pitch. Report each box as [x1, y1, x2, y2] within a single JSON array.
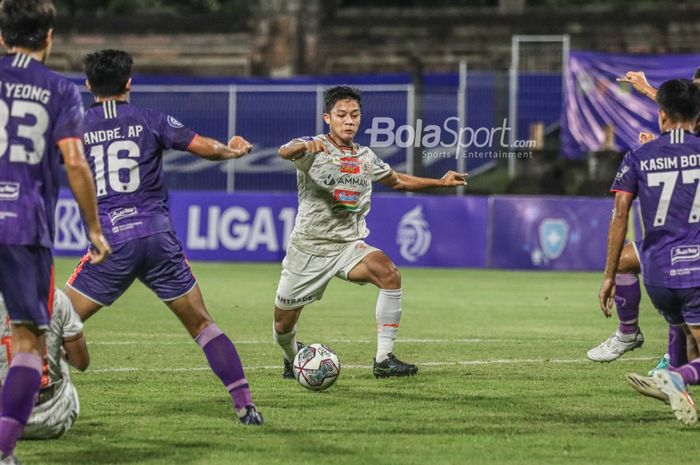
[[16, 258, 696, 464]]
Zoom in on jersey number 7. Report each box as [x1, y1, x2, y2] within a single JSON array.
[[648, 169, 700, 226]]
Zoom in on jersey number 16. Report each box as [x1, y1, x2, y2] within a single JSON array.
[[89, 140, 141, 196]]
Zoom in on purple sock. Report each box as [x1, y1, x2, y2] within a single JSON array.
[[615, 274, 641, 334], [674, 358, 700, 385], [668, 325, 688, 368], [0, 353, 42, 456], [195, 324, 252, 411]]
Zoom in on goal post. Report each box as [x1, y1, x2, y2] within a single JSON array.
[[508, 34, 570, 178]]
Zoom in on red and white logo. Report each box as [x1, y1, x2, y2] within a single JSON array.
[[340, 157, 360, 174]]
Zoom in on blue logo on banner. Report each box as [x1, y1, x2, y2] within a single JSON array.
[[539, 219, 569, 260]]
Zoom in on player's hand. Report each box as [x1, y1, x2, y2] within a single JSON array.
[[439, 170, 468, 187], [598, 277, 616, 318], [88, 231, 111, 265], [227, 136, 253, 158], [639, 131, 656, 144], [617, 71, 651, 94], [305, 140, 329, 155]]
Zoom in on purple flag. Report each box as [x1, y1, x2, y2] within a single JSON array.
[[561, 50, 699, 158]]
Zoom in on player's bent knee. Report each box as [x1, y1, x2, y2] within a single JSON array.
[[617, 262, 640, 274], [191, 318, 214, 337], [377, 266, 401, 289], [274, 307, 300, 334], [274, 321, 292, 335]]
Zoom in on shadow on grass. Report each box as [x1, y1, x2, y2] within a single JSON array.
[[26, 438, 213, 465]]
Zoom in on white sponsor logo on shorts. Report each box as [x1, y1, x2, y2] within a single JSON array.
[[0, 182, 20, 201], [396, 205, 431, 262], [671, 245, 700, 265], [108, 206, 138, 225]]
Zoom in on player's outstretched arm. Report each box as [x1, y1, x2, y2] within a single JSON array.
[[63, 332, 89, 371], [617, 71, 657, 100], [278, 139, 328, 160], [188, 135, 253, 161], [599, 191, 634, 316], [59, 138, 111, 265], [379, 170, 468, 191]]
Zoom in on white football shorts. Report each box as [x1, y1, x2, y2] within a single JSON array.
[[275, 240, 380, 310], [23, 379, 80, 439]]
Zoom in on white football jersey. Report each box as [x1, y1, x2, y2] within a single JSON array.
[[284, 134, 392, 255], [0, 289, 83, 388]]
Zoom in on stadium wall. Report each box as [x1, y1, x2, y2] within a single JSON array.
[[65, 73, 561, 193], [49, 3, 700, 75], [54, 189, 630, 272]]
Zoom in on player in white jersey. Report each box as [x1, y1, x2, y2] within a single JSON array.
[[0, 289, 88, 439], [273, 86, 468, 378]]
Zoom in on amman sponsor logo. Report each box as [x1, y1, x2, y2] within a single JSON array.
[[0, 182, 20, 201], [671, 245, 700, 265], [323, 175, 369, 188], [108, 206, 139, 225]]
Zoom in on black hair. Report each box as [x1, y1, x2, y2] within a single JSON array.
[[82, 49, 133, 97], [0, 0, 55, 51], [694, 67, 700, 80], [656, 79, 700, 123], [324, 86, 362, 113]]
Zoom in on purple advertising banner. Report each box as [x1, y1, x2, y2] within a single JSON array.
[[172, 192, 490, 267], [53, 189, 490, 268], [561, 50, 700, 159], [366, 195, 489, 268], [55, 189, 625, 271], [490, 196, 612, 270]]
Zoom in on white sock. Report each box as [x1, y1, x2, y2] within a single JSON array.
[[375, 288, 402, 362], [273, 322, 298, 361]]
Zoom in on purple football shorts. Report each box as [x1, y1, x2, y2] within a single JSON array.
[[67, 231, 196, 306], [0, 244, 53, 329], [645, 284, 700, 326]]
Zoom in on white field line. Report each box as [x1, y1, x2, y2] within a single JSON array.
[[80, 356, 659, 374], [88, 338, 509, 346]]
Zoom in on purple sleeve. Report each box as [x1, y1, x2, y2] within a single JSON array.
[[52, 81, 84, 143], [153, 111, 197, 151], [610, 151, 638, 196]]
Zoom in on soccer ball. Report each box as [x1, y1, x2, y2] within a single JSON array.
[[293, 343, 341, 391]]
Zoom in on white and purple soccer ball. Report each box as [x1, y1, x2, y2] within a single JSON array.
[[293, 343, 341, 391]]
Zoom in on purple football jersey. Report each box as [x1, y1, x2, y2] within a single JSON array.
[[0, 53, 84, 247], [612, 129, 700, 288], [82, 101, 196, 245]]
